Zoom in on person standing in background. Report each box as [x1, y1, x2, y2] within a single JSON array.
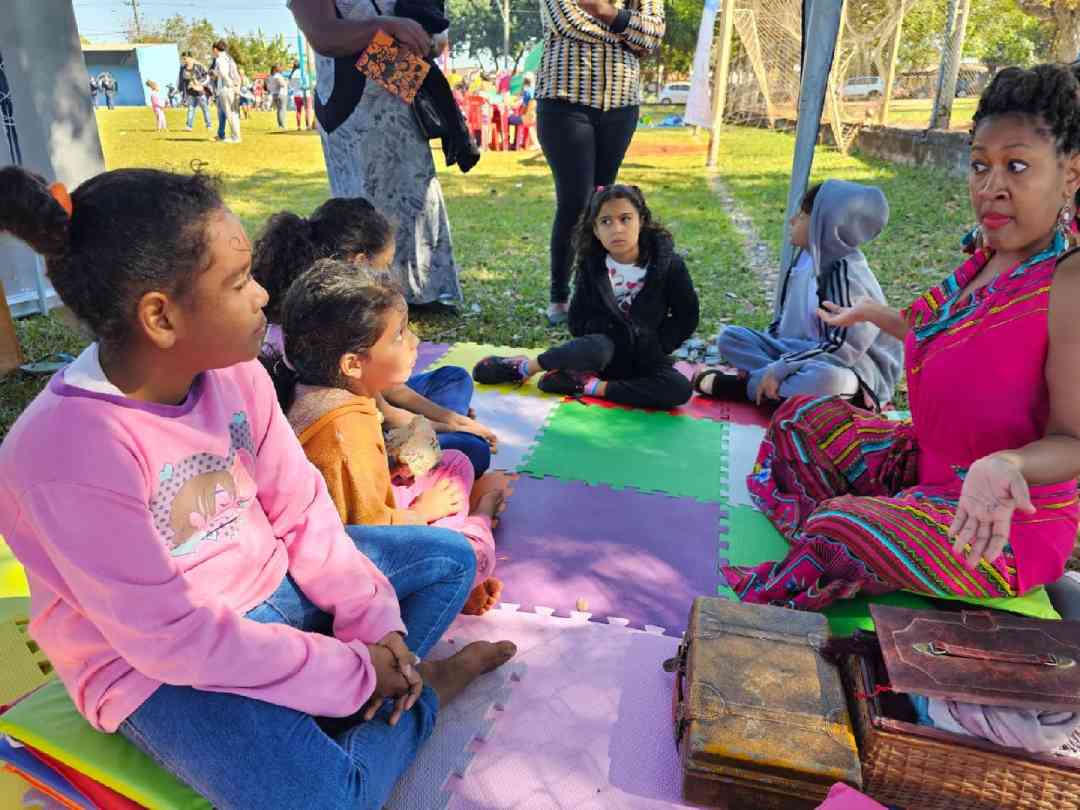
[[289, 60, 314, 130], [534, 0, 665, 326], [146, 80, 167, 130], [178, 52, 213, 131], [97, 71, 118, 109], [210, 40, 242, 144], [267, 65, 289, 130]]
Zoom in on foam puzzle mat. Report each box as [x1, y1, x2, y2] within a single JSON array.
[[0, 343, 940, 809]]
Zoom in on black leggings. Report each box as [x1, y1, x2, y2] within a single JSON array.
[[537, 100, 639, 304], [538, 334, 692, 411]]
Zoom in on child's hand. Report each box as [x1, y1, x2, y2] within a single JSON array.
[[756, 370, 782, 405], [411, 478, 465, 522], [818, 297, 877, 328], [444, 413, 499, 452], [363, 632, 423, 726]]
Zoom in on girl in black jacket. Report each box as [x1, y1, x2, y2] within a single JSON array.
[[474, 185, 699, 410]]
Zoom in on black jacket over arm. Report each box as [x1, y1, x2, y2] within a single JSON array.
[[568, 231, 699, 380]]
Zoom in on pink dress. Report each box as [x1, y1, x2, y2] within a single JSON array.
[[724, 234, 1080, 610]]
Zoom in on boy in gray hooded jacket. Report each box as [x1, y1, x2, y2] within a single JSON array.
[[694, 180, 902, 409]]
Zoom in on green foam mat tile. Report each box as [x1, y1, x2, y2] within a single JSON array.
[[427, 343, 560, 399], [723, 506, 789, 567], [823, 591, 936, 637], [519, 402, 729, 502], [0, 679, 209, 810]]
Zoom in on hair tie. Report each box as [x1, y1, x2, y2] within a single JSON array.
[[48, 182, 73, 218], [595, 185, 605, 193]]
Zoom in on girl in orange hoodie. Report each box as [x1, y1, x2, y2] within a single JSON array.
[[263, 259, 506, 615]]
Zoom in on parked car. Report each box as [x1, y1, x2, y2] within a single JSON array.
[[841, 76, 885, 99], [659, 82, 690, 105]]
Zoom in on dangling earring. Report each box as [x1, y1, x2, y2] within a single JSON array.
[[1058, 204, 1076, 246]]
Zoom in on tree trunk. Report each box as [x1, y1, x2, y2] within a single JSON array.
[[1055, 6, 1080, 63]]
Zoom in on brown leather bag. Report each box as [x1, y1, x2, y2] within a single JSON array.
[[665, 597, 862, 808]]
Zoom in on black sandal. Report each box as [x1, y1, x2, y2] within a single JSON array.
[[691, 367, 748, 400]]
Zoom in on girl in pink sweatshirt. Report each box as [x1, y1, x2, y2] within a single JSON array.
[[0, 166, 514, 810], [146, 79, 167, 130]]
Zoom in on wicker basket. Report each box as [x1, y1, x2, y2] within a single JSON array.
[[841, 654, 1080, 810]]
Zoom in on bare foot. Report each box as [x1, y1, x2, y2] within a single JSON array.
[[461, 577, 503, 615], [473, 489, 506, 520], [469, 471, 514, 514], [419, 639, 517, 705]]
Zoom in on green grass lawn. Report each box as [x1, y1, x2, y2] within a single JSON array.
[[2, 108, 981, 433]]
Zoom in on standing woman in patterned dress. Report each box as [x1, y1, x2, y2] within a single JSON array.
[[288, 0, 463, 310], [535, 0, 664, 326], [724, 64, 1080, 611]]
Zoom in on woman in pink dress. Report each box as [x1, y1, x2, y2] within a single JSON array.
[[724, 63, 1080, 611]]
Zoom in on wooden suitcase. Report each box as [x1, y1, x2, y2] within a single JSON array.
[[665, 597, 862, 808]]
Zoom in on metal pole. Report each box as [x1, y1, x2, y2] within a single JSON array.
[[706, 0, 737, 169], [778, 0, 844, 275]]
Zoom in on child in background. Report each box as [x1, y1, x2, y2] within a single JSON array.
[[0, 166, 514, 809], [693, 180, 902, 410], [266, 259, 508, 615], [146, 80, 167, 130], [253, 197, 498, 476], [474, 184, 700, 410]]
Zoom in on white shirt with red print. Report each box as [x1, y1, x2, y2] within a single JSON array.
[[607, 255, 648, 315]]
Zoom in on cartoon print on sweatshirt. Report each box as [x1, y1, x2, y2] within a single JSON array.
[[149, 412, 258, 557]]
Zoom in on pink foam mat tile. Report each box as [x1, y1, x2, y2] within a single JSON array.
[[436, 610, 691, 809]]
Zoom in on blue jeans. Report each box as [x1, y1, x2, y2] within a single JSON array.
[[407, 366, 491, 476], [217, 100, 227, 139], [185, 94, 211, 129], [118, 524, 476, 810], [718, 325, 859, 402]]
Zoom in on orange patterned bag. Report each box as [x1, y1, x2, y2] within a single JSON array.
[[355, 30, 430, 104]]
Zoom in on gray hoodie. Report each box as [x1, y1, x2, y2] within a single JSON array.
[[768, 179, 903, 406]]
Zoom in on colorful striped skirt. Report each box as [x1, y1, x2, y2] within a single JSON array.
[[722, 395, 1019, 611]]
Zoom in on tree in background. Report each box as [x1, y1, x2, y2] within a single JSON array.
[[448, 0, 542, 73], [130, 14, 293, 73], [1017, 1, 1080, 62], [900, 0, 1051, 73]]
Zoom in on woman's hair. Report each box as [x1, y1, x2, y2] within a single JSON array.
[[252, 197, 394, 323], [145, 79, 158, 90], [0, 167, 223, 348], [213, 39, 228, 53], [973, 64, 1080, 154], [571, 184, 672, 270], [801, 182, 823, 215], [261, 259, 406, 411]]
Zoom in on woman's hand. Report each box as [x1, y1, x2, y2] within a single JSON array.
[[818, 297, 878, 329], [442, 413, 499, 451], [383, 16, 432, 55], [949, 456, 1036, 569], [362, 632, 422, 725], [577, 0, 618, 23], [411, 478, 465, 523]]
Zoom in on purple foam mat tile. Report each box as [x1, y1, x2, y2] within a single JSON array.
[[492, 476, 726, 633], [441, 611, 689, 809], [469, 390, 562, 472], [415, 342, 452, 373]]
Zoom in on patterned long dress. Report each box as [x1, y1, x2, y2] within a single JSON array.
[[723, 233, 1080, 611], [312, 0, 462, 306]]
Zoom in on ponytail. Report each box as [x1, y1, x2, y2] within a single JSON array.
[[252, 211, 318, 324], [258, 348, 301, 413], [0, 167, 71, 259]]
